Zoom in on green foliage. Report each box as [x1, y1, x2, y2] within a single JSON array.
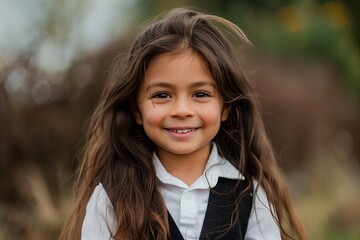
[[215, 0, 360, 101]]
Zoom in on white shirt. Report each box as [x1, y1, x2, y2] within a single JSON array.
[[81, 144, 281, 239]]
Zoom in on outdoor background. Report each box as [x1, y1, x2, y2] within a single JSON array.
[[1, 0, 359, 239]]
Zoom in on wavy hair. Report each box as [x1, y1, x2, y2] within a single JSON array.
[[60, 8, 307, 240]]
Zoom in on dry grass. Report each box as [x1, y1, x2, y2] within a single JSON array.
[[0, 166, 71, 240], [291, 128, 360, 240]]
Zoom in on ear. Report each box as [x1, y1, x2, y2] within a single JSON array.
[[134, 112, 143, 125], [221, 104, 231, 121], [132, 106, 143, 125]]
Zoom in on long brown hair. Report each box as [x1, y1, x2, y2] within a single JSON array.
[[60, 8, 307, 240]]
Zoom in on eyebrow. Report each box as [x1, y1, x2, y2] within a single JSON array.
[[146, 81, 215, 92]]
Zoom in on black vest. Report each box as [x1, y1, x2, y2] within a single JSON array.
[[167, 177, 253, 240]]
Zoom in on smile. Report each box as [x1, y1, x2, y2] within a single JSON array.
[[168, 128, 197, 134]]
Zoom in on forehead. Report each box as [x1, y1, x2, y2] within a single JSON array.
[[143, 50, 214, 86]]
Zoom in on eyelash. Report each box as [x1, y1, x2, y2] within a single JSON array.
[[150, 91, 211, 99], [151, 92, 171, 99], [193, 91, 210, 98]]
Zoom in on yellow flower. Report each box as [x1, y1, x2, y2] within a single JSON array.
[[277, 5, 305, 32], [322, 2, 349, 29]]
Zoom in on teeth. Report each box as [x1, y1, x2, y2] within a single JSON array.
[[171, 129, 195, 134]]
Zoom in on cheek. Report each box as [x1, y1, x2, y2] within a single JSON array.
[[141, 107, 166, 127], [199, 106, 223, 125], [141, 108, 167, 140]]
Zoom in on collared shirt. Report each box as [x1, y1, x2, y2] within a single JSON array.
[[81, 144, 281, 240]]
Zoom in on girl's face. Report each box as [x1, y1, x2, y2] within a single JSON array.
[[135, 50, 229, 161]]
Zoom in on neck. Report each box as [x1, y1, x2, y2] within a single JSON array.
[[157, 144, 211, 186]]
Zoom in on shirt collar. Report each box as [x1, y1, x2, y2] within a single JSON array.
[[153, 143, 244, 188]]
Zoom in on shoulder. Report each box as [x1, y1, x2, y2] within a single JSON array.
[[252, 180, 270, 208], [245, 180, 281, 240], [81, 183, 117, 239], [86, 183, 113, 209]]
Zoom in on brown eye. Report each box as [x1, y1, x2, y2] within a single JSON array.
[[193, 92, 210, 98], [152, 92, 171, 98]]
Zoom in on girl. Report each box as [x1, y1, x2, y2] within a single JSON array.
[[60, 8, 307, 240]]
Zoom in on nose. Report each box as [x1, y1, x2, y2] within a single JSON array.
[[170, 97, 194, 118]]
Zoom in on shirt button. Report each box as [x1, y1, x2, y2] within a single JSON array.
[[183, 192, 192, 200]]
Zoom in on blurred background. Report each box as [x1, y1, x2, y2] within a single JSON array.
[[0, 0, 359, 239]]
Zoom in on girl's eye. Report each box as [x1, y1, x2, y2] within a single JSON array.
[[193, 92, 210, 98], [152, 92, 171, 98]]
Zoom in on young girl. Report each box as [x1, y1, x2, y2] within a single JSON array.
[[60, 8, 307, 240]]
